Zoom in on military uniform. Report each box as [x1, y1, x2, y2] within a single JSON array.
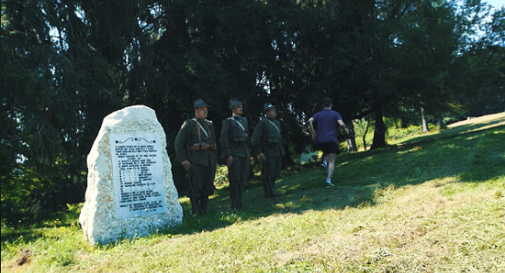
[[174, 99, 217, 215], [220, 99, 251, 209], [251, 103, 285, 198]]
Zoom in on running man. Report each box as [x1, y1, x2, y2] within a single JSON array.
[[307, 97, 349, 187]]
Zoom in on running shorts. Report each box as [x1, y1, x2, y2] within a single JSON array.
[[319, 141, 340, 154]]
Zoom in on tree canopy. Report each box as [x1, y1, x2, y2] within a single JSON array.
[[2, 0, 504, 222]]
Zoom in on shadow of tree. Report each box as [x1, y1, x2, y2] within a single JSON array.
[[1, 208, 81, 244], [164, 122, 504, 236], [4, 121, 503, 246]]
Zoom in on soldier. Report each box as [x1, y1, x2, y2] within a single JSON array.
[[174, 98, 217, 216], [220, 98, 251, 210], [251, 103, 285, 198]]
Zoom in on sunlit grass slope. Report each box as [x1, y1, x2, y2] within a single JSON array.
[[2, 113, 504, 272]]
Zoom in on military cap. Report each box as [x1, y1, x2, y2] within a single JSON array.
[[263, 103, 276, 112], [229, 98, 243, 110], [194, 98, 211, 109]]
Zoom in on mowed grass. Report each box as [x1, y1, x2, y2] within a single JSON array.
[[2, 113, 504, 272]]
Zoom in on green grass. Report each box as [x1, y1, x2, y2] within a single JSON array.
[[2, 113, 505, 272]]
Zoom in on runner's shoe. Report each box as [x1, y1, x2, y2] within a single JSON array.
[[325, 182, 335, 188], [320, 161, 328, 171]]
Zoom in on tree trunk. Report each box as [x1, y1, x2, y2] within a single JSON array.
[[362, 117, 370, 151], [437, 113, 445, 129], [346, 120, 357, 152], [421, 107, 429, 133], [370, 106, 386, 150]]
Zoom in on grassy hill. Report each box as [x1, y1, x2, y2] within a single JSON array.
[[2, 113, 504, 272]]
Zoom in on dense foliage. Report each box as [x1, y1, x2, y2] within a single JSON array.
[[1, 0, 504, 222]]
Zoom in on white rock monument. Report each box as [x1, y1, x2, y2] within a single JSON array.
[[79, 105, 183, 245]]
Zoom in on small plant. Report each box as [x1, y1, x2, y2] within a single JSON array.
[[495, 189, 503, 199], [214, 165, 229, 188]]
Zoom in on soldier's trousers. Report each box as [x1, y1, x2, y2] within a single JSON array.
[[263, 156, 282, 197], [228, 156, 249, 209], [188, 163, 215, 215], [190, 163, 215, 198]]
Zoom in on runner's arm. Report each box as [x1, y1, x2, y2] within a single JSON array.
[[307, 117, 316, 134], [338, 119, 350, 133]]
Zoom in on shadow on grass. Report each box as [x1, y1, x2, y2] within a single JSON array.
[[1, 208, 81, 244], [4, 121, 503, 246], [163, 122, 505, 237]]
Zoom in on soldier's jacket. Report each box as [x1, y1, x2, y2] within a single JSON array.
[[220, 116, 251, 158], [174, 118, 217, 167], [251, 117, 286, 157]]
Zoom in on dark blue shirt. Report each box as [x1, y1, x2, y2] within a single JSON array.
[[312, 109, 343, 143]]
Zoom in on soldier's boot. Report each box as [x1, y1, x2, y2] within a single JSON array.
[[269, 176, 277, 197], [236, 182, 244, 210], [229, 183, 236, 209], [261, 174, 271, 198], [271, 176, 277, 190], [200, 196, 209, 215], [191, 197, 201, 216], [233, 184, 240, 209]]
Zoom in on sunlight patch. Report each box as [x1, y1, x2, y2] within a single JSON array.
[[412, 146, 423, 151], [275, 201, 297, 209], [424, 177, 459, 188]]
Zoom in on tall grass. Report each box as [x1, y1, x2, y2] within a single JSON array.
[[2, 113, 504, 272]]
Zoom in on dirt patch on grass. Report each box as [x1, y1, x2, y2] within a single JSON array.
[[1, 249, 32, 272]]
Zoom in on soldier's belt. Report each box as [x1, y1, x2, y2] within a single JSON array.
[[266, 139, 282, 145], [190, 143, 217, 150], [232, 139, 246, 146]]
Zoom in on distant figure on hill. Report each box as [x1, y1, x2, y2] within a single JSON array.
[[308, 97, 349, 187]]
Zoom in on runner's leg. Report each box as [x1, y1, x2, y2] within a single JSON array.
[[326, 153, 337, 179]]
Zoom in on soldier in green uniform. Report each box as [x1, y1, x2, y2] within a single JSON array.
[[220, 98, 251, 210], [251, 103, 285, 198], [174, 98, 217, 216]]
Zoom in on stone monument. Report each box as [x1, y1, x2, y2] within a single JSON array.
[[79, 105, 183, 245]]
